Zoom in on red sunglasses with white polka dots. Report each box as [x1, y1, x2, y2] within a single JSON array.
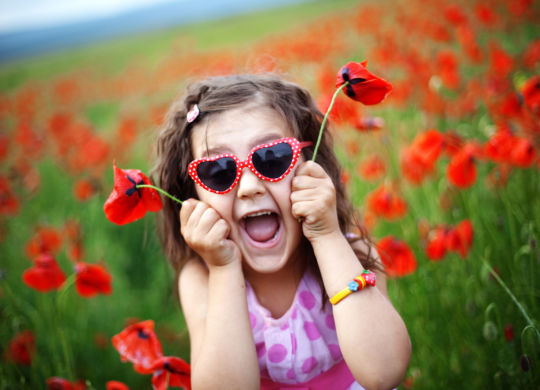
[[188, 137, 312, 194]]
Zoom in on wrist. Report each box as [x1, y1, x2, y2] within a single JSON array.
[[207, 256, 242, 273], [309, 229, 347, 249]]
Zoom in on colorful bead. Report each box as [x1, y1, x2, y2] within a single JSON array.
[[329, 270, 376, 305]]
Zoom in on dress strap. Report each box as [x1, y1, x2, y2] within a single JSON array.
[[260, 359, 355, 390]]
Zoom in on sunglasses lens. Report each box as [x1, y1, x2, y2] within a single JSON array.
[[197, 157, 237, 192], [252, 142, 294, 179]]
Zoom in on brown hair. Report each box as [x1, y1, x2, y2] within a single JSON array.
[[152, 74, 378, 282]]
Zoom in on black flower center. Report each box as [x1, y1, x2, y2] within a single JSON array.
[[164, 361, 188, 374], [341, 67, 367, 98], [126, 175, 144, 197]]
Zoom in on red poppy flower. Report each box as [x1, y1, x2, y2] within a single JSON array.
[[150, 356, 191, 390], [25, 226, 63, 259], [0, 134, 9, 161], [447, 143, 481, 188], [46, 377, 74, 390], [425, 227, 448, 261], [353, 116, 384, 131], [366, 184, 407, 220], [318, 93, 360, 126], [442, 131, 464, 157], [522, 75, 540, 116], [106, 381, 130, 390], [46, 377, 86, 390], [23, 253, 66, 292], [443, 4, 467, 26], [412, 130, 444, 168], [436, 51, 460, 89], [510, 137, 537, 168], [0, 176, 19, 216], [336, 61, 392, 105], [484, 128, 515, 164], [504, 324, 514, 342], [357, 155, 386, 181], [67, 243, 84, 262], [489, 42, 514, 78], [74, 262, 112, 298], [446, 219, 474, 258], [475, 4, 497, 26], [377, 236, 417, 277], [111, 319, 163, 374], [73, 179, 94, 202], [400, 130, 444, 184], [400, 147, 427, 185], [523, 40, 540, 69], [5, 330, 35, 365], [104, 162, 163, 225]]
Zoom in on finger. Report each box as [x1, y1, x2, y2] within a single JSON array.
[[179, 198, 198, 229], [291, 185, 335, 205], [291, 200, 329, 224], [193, 207, 223, 237], [291, 199, 313, 220], [291, 175, 330, 191], [295, 160, 328, 179], [181, 200, 210, 237], [207, 218, 231, 242]]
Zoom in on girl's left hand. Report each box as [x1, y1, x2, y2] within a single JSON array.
[[290, 160, 340, 241]]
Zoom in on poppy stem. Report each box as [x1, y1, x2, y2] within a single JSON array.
[[482, 258, 540, 344], [311, 81, 348, 162], [136, 184, 183, 205]]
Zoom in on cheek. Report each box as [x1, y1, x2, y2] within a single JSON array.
[[272, 179, 294, 211], [197, 189, 234, 219]]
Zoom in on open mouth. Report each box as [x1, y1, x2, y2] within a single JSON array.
[[241, 211, 281, 244]]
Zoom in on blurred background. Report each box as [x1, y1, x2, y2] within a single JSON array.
[[1, 0, 539, 389]]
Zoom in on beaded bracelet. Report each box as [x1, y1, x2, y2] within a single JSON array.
[[329, 270, 376, 305]]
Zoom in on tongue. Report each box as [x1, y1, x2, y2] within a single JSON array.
[[244, 214, 279, 242]]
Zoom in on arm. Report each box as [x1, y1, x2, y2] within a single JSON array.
[[178, 199, 260, 390], [291, 162, 411, 390]]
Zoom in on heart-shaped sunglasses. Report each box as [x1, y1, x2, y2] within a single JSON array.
[[188, 137, 312, 194]]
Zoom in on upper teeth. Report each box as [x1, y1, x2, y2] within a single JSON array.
[[244, 211, 272, 219]]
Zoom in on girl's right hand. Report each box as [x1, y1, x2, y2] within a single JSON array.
[[180, 199, 241, 268]]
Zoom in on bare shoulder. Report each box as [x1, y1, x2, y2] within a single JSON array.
[[350, 237, 389, 299]]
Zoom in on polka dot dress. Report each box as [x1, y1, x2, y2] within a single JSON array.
[[246, 271, 365, 389]]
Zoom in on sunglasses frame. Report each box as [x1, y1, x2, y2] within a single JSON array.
[[188, 137, 312, 194]]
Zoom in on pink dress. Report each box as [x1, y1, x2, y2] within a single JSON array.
[[246, 271, 365, 389]]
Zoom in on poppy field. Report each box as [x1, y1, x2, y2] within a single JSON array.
[[1, 0, 539, 388]]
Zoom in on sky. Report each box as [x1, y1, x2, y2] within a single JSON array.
[[0, 0, 179, 33]]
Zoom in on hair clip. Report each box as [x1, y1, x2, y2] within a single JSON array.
[[186, 104, 200, 123]]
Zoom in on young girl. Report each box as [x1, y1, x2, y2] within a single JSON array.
[[153, 74, 411, 389]]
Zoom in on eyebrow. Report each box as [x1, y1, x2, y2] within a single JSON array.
[[203, 132, 285, 156]]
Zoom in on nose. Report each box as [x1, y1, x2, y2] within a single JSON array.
[[236, 167, 265, 199]]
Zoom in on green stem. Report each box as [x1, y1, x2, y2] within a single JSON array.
[[311, 81, 348, 162], [482, 259, 540, 344], [136, 184, 183, 205]]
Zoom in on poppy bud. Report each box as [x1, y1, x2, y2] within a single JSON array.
[[520, 354, 532, 372], [483, 321, 497, 340]]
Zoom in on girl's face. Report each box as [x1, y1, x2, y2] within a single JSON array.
[[190, 105, 303, 275]]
